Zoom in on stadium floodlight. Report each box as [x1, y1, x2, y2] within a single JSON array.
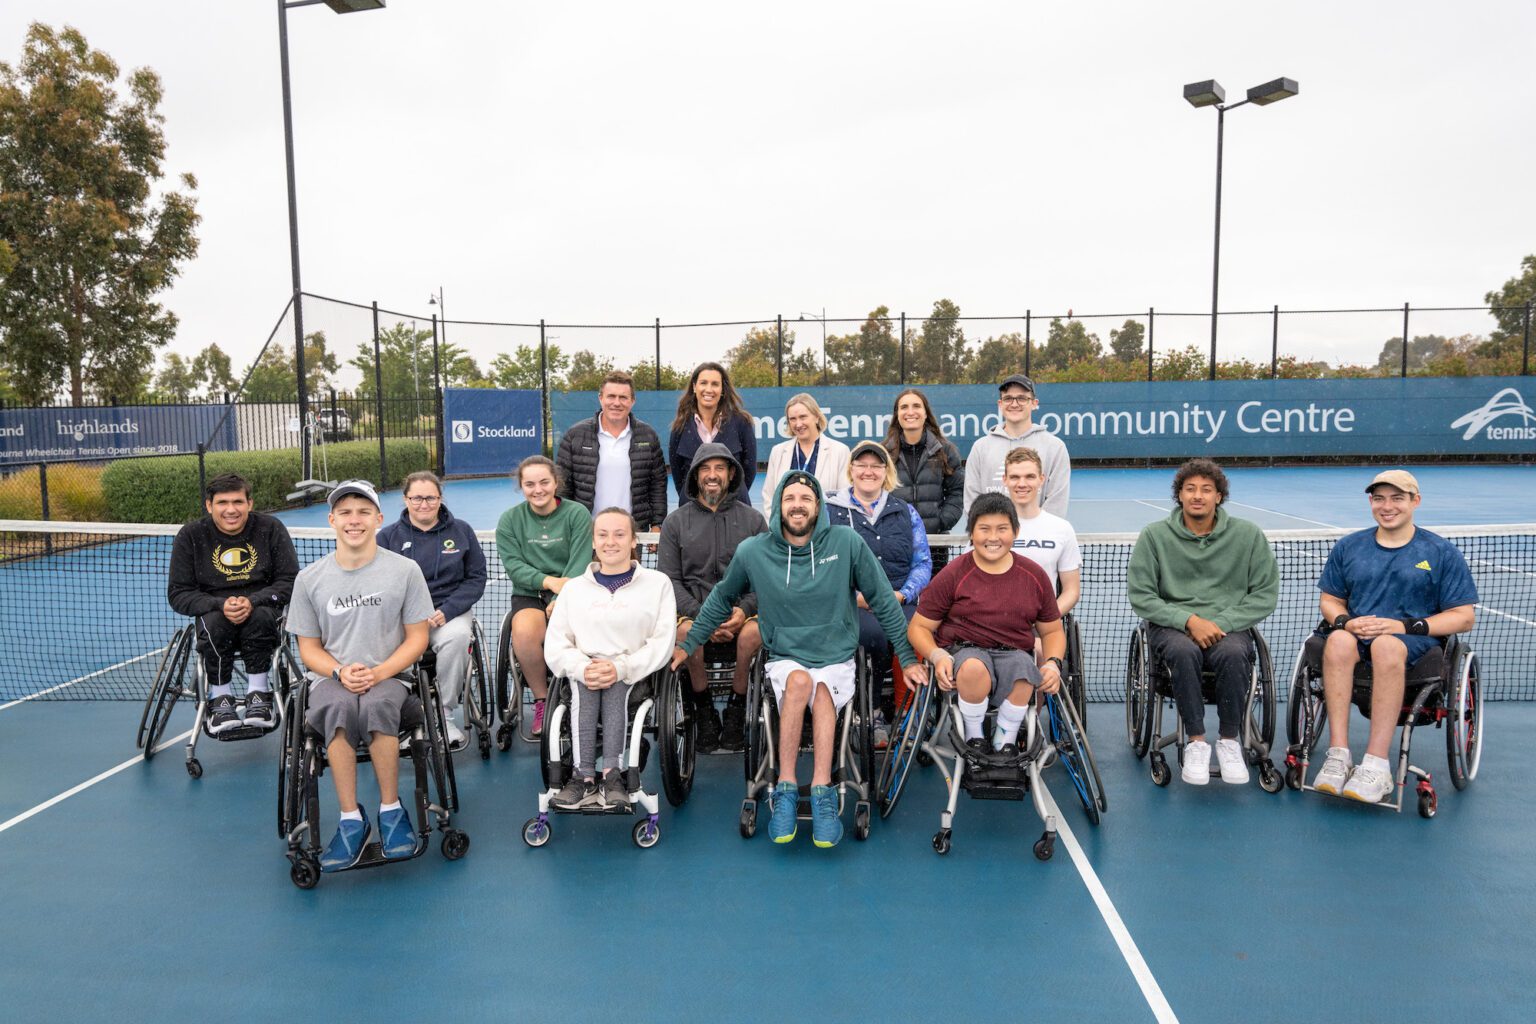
[[1183, 80, 1225, 108], [1185, 75, 1300, 379], [278, 0, 387, 479]]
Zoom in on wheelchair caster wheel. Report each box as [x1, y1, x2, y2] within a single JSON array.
[[1285, 764, 1303, 791], [739, 801, 758, 839], [290, 857, 320, 890], [932, 829, 952, 855], [1418, 790, 1437, 819], [632, 818, 660, 849], [522, 817, 551, 847], [186, 758, 202, 779], [495, 724, 513, 753], [917, 751, 934, 767], [1034, 834, 1055, 861], [854, 803, 871, 841], [441, 829, 470, 860], [1259, 763, 1284, 794], [1149, 754, 1171, 787], [478, 734, 491, 761]]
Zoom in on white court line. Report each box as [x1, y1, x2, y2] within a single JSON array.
[[1133, 499, 1170, 512], [1039, 784, 1180, 1024], [1476, 603, 1536, 629], [1468, 556, 1536, 581], [1224, 501, 1341, 530], [0, 728, 193, 835], [0, 649, 163, 712]]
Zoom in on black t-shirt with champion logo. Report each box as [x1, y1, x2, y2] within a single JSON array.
[[167, 512, 301, 618]]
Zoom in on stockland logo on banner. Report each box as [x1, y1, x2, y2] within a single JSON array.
[[1449, 387, 1536, 441], [451, 420, 475, 443]]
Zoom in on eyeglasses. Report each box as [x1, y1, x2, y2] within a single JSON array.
[[999, 395, 1035, 406], [405, 496, 441, 506]]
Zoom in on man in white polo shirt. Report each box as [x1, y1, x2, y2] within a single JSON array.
[[555, 370, 668, 531]]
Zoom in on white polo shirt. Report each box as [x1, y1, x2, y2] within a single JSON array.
[[593, 419, 632, 513]]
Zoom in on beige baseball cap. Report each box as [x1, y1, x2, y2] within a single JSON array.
[[1365, 470, 1419, 495]]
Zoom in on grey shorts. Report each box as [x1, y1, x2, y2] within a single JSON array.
[[306, 677, 409, 747], [951, 647, 1041, 706]]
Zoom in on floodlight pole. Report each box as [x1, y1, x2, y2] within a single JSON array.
[[1207, 98, 1249, 381]]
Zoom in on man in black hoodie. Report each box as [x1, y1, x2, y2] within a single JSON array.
[[657, 442, 766, 751], [167, 473, 299, 734]]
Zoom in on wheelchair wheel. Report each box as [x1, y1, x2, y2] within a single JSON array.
[[539, 677, 573, 791], [1048, 691, 1106, 824], [494, 611, 518, 749], [658, 668, 696, 808], [1065, 614, 1088, 732], [1124, 626, 1153, 759], [876, 674, 935, 819], [853, 651, 877, 794], [138, 627, 193, 756], [276, 681, 309, 840], [1446, 649, 1482, 791], [419, 672, 459, 814], [1285, 647, 1327, 755], [1251, 630, 1277, 751], [465, 620, 493, 760], [743, 657, 769, 787]]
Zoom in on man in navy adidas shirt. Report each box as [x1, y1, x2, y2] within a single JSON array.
[[1310, 470, 1477, 803]]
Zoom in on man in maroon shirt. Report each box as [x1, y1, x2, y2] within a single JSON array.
[[908, 492, 1066, 754]]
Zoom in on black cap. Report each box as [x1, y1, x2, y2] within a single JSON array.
[[998, 373, 1036, 395], [781, 471, 818, 494]]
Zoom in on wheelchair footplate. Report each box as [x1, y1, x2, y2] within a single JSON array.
[[210, 721, 281, 742]]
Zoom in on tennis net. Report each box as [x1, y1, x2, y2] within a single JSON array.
[[2, 520, 1533, 703]]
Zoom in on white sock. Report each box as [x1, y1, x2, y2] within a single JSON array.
[[379, 800, 402, 815], [994, 701, 1028, 749], [339, 808, 363, 822], [958, 697, 988, 740], [1360, 753, 1390, 773], [209, 683, 233, 699], [246, 672, 269, 693]]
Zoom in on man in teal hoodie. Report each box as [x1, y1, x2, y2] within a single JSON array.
[[673, 470, 928, 847], [1127, 459, 1278, 787]]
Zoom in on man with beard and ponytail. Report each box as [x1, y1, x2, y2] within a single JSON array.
[[657, 442, 767, 752], [672, 471, 928, 848]]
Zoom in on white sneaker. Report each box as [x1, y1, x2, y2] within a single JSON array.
[[1342, 759, 1393, 803], [1312, 747, 1353, 795], [444, 718, 466, 749], [1181, 739, 1212, 785], [1214, 738, 1250, 784]]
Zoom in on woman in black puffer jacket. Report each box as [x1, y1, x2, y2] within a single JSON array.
[[883, 388, 963, 568]]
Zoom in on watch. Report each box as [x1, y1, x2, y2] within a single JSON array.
[[331, 667, 342, 684]]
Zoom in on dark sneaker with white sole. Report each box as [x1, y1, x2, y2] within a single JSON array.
[[207, 694, 241, 734], [243, 690, 275, 729]]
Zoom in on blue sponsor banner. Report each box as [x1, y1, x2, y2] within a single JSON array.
[[551, 377, 1536, 459], [444, 388, 542, 476], [0, 405, 237, 465]]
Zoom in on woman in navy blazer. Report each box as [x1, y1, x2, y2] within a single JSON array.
[[668, 361, 757, 507]]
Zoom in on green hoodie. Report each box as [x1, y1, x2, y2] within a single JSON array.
[[683, 472, 918, 669], [1126, 505, 1279, 632], [495, 498, 594, 599]]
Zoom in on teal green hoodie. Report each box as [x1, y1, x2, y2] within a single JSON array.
[[1126, 505, 1279, 632], [683, 472, 917, 669]]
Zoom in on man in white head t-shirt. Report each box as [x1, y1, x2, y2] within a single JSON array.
[[1000, 446, 1080, 614]]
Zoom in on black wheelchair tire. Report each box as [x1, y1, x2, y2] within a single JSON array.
[[658, 668, 696, 808], [1049, 691, 1106, 824]]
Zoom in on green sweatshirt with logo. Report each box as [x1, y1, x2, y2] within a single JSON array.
[[495, 498, 593, 599], [683, 473, 918, 670], [1126, 505, 1279, 632]]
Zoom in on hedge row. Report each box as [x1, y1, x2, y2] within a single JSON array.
[[0, 464, 110, 521], [99, 440, 432, 523]]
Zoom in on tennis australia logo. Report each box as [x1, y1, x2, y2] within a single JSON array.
[[451, 420, 474, 443], [327, 592, 385, 616], [1449, 388, 1536, 441]]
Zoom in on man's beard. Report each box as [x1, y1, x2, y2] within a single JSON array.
[[783, 513, 814, 538]]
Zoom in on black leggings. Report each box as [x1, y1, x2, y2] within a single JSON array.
[[195, 604, 281, 687]]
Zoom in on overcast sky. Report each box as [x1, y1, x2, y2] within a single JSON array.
[[5, 1, 1534, 387]]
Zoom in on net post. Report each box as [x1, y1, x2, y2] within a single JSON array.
[[371, 301, 387, 487]]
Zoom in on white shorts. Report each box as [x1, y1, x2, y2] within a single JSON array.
[[764, 658, 857, 712]]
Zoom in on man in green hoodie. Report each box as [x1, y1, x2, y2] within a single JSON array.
[[672, 470, 928, 848], [1127, 459, 1279, 787]]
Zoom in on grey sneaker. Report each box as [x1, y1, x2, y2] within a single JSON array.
[[600, 772, 631, 812], [1312, 747, 1353, 795], [552, 775, 596, 810]]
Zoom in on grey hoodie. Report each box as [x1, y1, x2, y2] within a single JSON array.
[[962, 421, 1071, 520], [656, 442, 768, 620]]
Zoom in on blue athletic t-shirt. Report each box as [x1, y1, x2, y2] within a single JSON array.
[[1316, 527, 1478, 620]]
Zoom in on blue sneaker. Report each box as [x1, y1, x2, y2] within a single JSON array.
[[810, 785, 843, 848], [320, 811, 370, 872], [768, 780, 798, 844], [379, 805, 416, 860]]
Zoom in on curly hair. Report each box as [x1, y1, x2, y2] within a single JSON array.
[[1171, 458, 1229, 506]]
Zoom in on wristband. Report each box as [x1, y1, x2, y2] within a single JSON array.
[[1332, 614, 1351, 631], [1046, 656, 1066, 673], [1408, 618, 1430, 636]]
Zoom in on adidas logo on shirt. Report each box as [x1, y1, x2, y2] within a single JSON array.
[[1415, 560, 1431, 571]]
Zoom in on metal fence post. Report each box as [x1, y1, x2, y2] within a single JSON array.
[[1523, 302, 1532, 376], [1401, 302, 1410, 377], [197, 443, 207, 501], [430, 315, 444, 475], [654, 317, 662, 389], [1025, 310, 1032, 378], [371, 301, 388, 485], [1271, 304, 1280, 378], [899, 312, 907, 384], [776, 315, 784, 388], [539, 319, 550, 455], [38, 461, 50, 523], [1147, 307, 1154, 382]]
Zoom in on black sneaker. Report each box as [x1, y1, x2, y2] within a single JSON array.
[[244, 690, 275, 729], [208, 694, 240, 734], [600, 772, 631, 812], [552, 775, 597, 810], [719, 696, 747, 750], [694, 700, 721, 754]]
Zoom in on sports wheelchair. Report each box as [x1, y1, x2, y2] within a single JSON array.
[[136, 620, 303, 779], [277, 668, 468, 889], [1124, 621, 1283, 792], [737, 648, 878, 843], [877, 660, 1104, 858], [418, 617, 494, 761], [494, 608, 548, 750], [1282, 631, 1482, 818], [522, 666, 689, 849]]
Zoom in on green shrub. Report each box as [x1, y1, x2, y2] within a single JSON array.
[[0, 464, 109, 521], [101, 440, 431, 523]]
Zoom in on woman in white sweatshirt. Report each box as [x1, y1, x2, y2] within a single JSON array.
[[760, 392, 851, 508], [543, 507, 677, 811]]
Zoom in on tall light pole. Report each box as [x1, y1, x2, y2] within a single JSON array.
[[1184, 76, 1298, 380], [798, 309, 827, 384], [278, 0, 385, 479]]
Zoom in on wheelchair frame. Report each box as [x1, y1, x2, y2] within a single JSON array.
[[1282, 631, 1483, 818], [522, 668, 681, 849], [737, 649, 877, 842], [277, 667, 469, 889], [1123, 621, 1283, 793], [136, 622, 303, 779], [417, 617, 494, 761]]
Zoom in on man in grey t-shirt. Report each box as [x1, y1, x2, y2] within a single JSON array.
[[288, 480, 434, 871]]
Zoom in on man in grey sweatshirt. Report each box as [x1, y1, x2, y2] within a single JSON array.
[[963, 374, 1071, 520]]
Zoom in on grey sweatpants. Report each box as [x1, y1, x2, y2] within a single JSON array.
[[569, 679, 633, 778]]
